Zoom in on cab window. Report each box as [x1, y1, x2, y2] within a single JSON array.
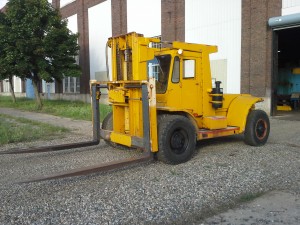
[[183, 59, 195, 78], [172, 56, 180, 83], [154, 55, 171, 94]]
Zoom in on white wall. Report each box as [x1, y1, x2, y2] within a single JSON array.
[[88, 0, 112, 81], [127, 0, 161, 37], [282, 0, 300, 15], [185, 0, 242, 94], [0, 0, 8, 9], [60, 0, 76, 8], [66, 14, 78, 34], [211, 59, 227, 93]]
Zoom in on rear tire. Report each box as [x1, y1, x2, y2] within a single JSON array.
[[157, 115, 196, 164], [244, 110, 270, 146], [102, 112, 130, 150]]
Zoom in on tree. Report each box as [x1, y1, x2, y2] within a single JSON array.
[[0, 11, 17, 103], [5, 0, 81, 109]]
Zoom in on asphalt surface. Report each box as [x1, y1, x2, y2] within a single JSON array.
[[0, 107, 299, 224]]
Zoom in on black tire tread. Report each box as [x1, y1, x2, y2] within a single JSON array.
[[157, 114, 196, 164], [101, 112, 130, 150], [244, 109, 270, 146]]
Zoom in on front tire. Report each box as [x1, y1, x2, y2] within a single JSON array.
[[102, 112, 130, 150], [157, 115, 196, 164], [244, 110, 270, 146]]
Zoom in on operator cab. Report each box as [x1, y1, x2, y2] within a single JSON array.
[[148, 50, 202, 115], [148, 55, 171, 94], [148, 52, 198, 92]]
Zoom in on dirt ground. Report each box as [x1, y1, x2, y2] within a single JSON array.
[[0, 107, 299, 224]]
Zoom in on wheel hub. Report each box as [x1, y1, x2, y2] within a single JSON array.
[[170, 130, 187, 154], [256, 119, 267, 139]]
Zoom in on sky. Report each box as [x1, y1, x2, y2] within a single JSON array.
[[0, 0, 8, 9]]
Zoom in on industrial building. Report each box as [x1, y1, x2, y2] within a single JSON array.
[[1, 0, 300, 115]]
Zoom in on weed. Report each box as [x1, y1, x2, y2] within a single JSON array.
[[203, 165, 212, 169], [170, 169, 179, 176], [0, 114, 69, 145], [239, 192, 264, 203]]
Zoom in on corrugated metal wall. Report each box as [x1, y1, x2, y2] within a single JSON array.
[[185, 0, 241, 93], [211, 59, 227, 93], [282, 0, 300, 8], [282, 0, 300, 15], [127, 0, 161, 37], [88, 1, 112, 81]]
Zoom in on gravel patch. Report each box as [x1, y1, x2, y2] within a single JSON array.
[[0, 113, 299, 224]]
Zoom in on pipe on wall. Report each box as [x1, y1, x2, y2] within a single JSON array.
[[269, 13, 300, 29]]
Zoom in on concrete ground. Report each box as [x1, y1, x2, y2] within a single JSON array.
[[202, 191, 299, 224], [0, 107, 299, 224]]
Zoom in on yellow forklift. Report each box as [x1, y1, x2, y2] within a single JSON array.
[[93, 32, 270, 164], [3, 32, 270, 182]]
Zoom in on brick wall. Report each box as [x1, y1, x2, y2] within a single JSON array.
[[241, 0, 281, 97], [111, 0, 127, 36], [161, 0, 185, 42]]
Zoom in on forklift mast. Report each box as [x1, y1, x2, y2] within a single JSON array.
[[104, 32, 160, 152]]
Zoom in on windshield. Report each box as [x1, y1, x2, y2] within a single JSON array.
[[148, 54, 171, 94]]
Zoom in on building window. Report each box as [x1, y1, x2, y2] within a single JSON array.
[[63, 54, 80, 93], [63, 77, 80, 93], [150, 35, 162, 49], [148, 62, 160, 80]]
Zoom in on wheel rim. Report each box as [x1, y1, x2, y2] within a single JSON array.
[[169, 128, 188, 154], [255, 119, 267, 140]]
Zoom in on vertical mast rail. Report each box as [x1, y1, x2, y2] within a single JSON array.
[[141, 83, 151, 151]]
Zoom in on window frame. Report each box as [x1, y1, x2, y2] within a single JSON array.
[[171, 56, 180, 83], [183, 59, 196, 79]]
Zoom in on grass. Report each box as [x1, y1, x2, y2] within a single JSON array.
[[0, 114, 69, 146], [238, 192, 264, 203], [0, 96, 112, 122]]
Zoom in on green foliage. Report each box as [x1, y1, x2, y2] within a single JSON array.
[[6, 0, 81, 80], [0, 12, 14, 81], [0, 114, 69, 145], [1, 0, 81, 108], [0, 12, 17, 102]]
